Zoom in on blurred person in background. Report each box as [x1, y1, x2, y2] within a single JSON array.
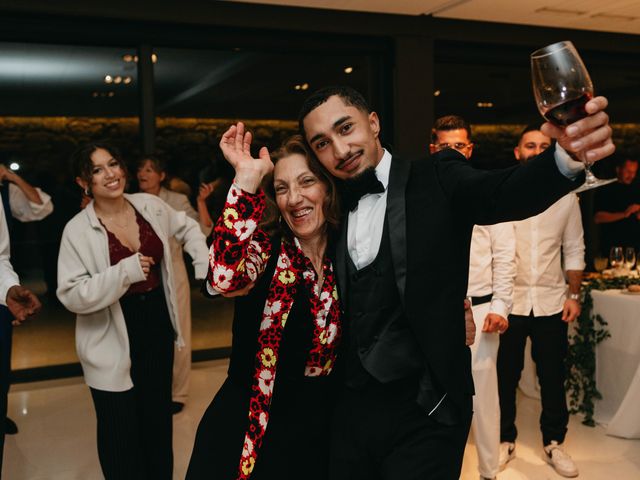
[[136, 154, 213, 413], [594, 156, 640, 255]]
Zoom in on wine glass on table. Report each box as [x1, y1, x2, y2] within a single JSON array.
[[624, 247, 636, 271], [531, 41, 616, 192], [593, 256, 608, 274], [609, 246, 623, 271]]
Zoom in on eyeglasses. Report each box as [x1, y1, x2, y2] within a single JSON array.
[[434, 142, 472, 151]]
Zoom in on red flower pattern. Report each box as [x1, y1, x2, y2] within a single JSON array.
[[206, 185, 342, 480]]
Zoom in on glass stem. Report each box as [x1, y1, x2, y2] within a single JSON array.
[[584, 161, 596, 185]]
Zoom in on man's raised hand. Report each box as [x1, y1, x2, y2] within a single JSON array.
[[542, 96, 615, 164]]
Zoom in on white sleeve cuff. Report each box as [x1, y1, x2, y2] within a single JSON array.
[[489, 298, 511, 319], [554, 145, 585, 179]]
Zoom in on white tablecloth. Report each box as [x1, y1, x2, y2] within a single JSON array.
[[592, 289, 640, 438]]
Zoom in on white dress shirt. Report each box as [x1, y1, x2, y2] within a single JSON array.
[[467, 223, 516, 320], [512, 193, 585, 317], [0, 196, 20, 305], [347, 149, 391, 269]]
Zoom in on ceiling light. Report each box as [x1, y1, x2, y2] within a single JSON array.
[[344, 67, 353, 74], [301, 83, 309, 91], [476, 102, 494, 108], [123, 76, 132, 84], [434, 90, 441, 97], [122, 54, 134, 63], [151, 53, 158, 63], [294, 85, 301, 90], [108, 92, 115, 97], [113, 76, 122, 84], [9, 162, 19, 171], [92, 92, 99, 97], [134, 55, 139, 63], [104, 75, 113, 84]]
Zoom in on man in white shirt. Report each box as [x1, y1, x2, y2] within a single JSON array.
[[0, 164, 52, 445], [431, 115, 515, 480], [298, 87, 612, 480], [0, 193, 42, 474], [497, 125, 585, 478]]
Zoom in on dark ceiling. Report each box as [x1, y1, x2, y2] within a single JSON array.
[[0, 39, 638, 124]]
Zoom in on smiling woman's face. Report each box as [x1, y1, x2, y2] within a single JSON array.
[[85, 147, 127, 200], [273, 153, 328, 242]]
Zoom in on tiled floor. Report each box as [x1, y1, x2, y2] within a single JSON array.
[[3, 359, 639, 479]]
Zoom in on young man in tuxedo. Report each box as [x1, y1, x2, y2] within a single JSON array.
[[430, 115, 516, 480], [298, 86, 613, 479]]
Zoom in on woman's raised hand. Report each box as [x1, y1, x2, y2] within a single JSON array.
[[219, 122, 273, 193]]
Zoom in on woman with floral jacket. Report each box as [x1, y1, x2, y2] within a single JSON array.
[[187, 124, 343, 480]]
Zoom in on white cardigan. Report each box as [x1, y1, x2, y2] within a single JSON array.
[[56, 193, 208, 392]]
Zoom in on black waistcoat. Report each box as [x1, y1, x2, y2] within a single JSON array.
[[344, 217, 423, 388]]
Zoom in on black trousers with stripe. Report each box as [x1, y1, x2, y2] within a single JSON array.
[[90, 288, 174, 480]]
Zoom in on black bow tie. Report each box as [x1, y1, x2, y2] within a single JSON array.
[[340, 168, 385, 212]]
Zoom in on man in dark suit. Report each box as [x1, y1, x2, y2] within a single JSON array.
[[297, 86, 614, 479]]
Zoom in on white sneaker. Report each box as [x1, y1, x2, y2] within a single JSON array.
[[499, 442, 515, 470], [544, 441, 579, 477]]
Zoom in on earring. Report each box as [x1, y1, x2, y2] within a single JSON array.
[[84, 188, 89, 196]]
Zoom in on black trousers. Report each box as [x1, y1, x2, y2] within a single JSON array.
[[497, 312, 569, 446], [89, 288, 174, 480], [329, 377, 472, 480], [0, 306, 11, 477]]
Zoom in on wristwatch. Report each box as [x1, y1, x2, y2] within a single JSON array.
[[568, 293, 581, 301]]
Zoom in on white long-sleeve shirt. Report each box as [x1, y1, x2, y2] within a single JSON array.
[[4, 183, 53, 222], [0, 196, 19, 305], [467, 223, 516, 319], [512, 193, 585, 317]]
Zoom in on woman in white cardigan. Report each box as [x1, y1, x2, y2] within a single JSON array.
[[57, 142, 208, 480], [137, 155, 214, 414]]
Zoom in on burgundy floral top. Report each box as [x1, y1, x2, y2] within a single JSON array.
[[206, 185, 342, 480], [102, 208, 163, 294]]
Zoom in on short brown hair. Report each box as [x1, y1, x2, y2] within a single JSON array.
[[263, 135, 341, 239], [431, 115, 472, 143]]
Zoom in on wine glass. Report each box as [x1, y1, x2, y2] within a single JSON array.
[[531, 41, 615, 192], [624, 247, 636, 271], [609, 246, 624, 270], [593, 256, 608, 274]]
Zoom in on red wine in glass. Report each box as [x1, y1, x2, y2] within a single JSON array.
[[544, 92, 592, 127], [531, 41, 614, 192]]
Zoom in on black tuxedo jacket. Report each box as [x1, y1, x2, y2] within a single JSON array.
[[335, 146, 582, 411]]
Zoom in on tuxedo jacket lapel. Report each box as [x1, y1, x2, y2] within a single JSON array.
[[386, 155, 410, 307]]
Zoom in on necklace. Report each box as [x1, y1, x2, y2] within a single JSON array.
[[96, 203, 130, 229]]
